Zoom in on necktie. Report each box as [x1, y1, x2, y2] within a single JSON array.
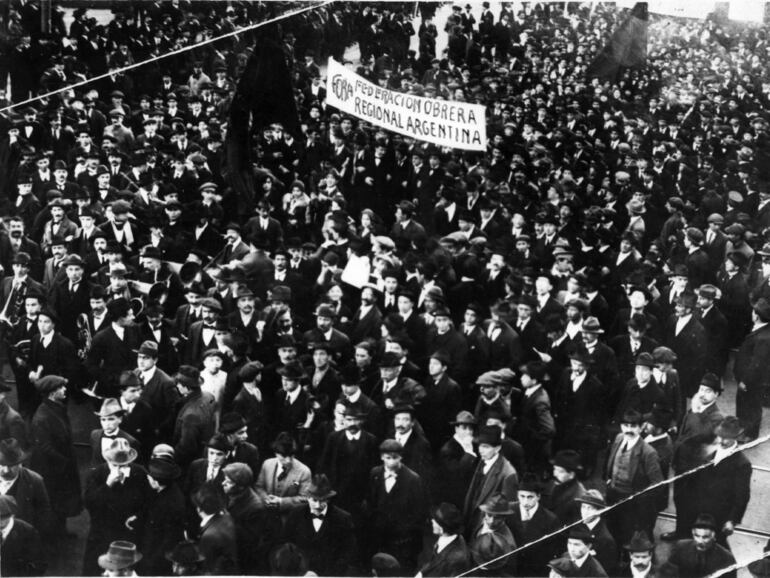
[[311, 514, 325, 520], [277, 468, 288, 481]]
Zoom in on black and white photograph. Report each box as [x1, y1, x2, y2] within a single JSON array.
[[0, 0, 769, 576]]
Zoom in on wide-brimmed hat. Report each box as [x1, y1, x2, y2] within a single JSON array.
[[575, 489, 606, 509], [98, 541, 142, 571], [95, 398, 125, 418], [581, 316, 604, 334], [624, 530, 655, 552], [0, 438, 29, 466], [450, 410, 477, 426], [165, 540, 205, 564], [479, 493, 515, 516], [174, 365, 202, 389], [102, 438, 138, 466], [307, 474, 336, 500], [135, 340, 159, 358], [147, 457, 181, 482]]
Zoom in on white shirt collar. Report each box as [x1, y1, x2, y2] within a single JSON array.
[[112, 322, 125, 339], [41, 331, 54, 347], [572, 552, 590, 568], [345, 430, 361, 441], [286, 387, 301, 404], [345, 389, 361, 403], [524, 384, 542, 398], [482, 452, 499, 473], [622, 435, 641, 451], [436, 534, 457, 553], [200, 512, 215, 528], [1, 517, 14, 540]]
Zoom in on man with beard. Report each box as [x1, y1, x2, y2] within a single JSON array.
[[666, 514, 736, 578], [183, 297, 222, 366], [221, 463, 269, 574], [317, 404, 379, 530], [99, 200, 145, 257]]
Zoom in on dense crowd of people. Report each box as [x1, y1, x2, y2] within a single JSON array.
[[0, 0, 768, 576]]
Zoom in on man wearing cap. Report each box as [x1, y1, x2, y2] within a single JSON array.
[[664, 373, 724, 541], [666, 514, 736, 578], [611, 353, 666, 432], [605, 409, 663, 547], [508, 474, 561, 577], [220, 461, 268, 574], [282, 473, 357, 576], [0, 494, 45, 577], [219, 412, 261, 475], [86, 297, 142, 399], [98, 199, 146, 256], [543, 449, 586, 525], [693, 416, 752, 547], [139, 457, 185, 576], [368, 439, 427, 574], [734, 298, 770, 440], [718, 251, 752, 349], [89, 395, 142, 466], [371, 350, 426, 411], [664, 291, 707, 399], [83, 438, 151, 576], [513, 361, 556, 477], [303, 303, 352, 367], [172, 365, 217, 467]]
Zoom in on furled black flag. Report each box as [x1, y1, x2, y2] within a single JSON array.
[[225, 25, 300, 217], [586, 3, 648, 80]]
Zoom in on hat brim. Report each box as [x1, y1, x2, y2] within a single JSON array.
[[307, 489, 336, 500], [104, 448, 138, 466], [98, 552, 142, 571], [0, 449, 29, 466]]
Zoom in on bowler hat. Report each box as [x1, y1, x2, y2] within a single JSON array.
[[103, 438, 138, 466], [700, 372, 722, 393], [0, 438, 29, 466], [520, 360, 547, 382], [107, 297, 133, 320], [174, 365, 201, 389], [306, 473, 337, 500], [479, 494, 515, 516], [518, 472, 543, 494], [98, 541, 142, 571], [95, 397, 125, 417], [692, 513, 717, 531], [551, 449, 583, 472], [269, 285, 292, 302], [62, 254, 84, 268], [207, 433, 233, 453], [715, 416, 744, 439], [477, 425, 502, 446], [674, 292, 697, 309], [652, 346, 677, 364], [148, 457, 181, 482], [379, 351, 402, 368], [222, 462, 253, 487], [219, 412, 246, 434], [379, 439, 404, 454], [11, 252, 31, 266], [277, 361, 305, 381], [621, 409, 643, 425], [575, 489, 606, 509], [35, 375, 67, 394], [685, 227, 704, 245], [568, 524, 596, 544], [274, 334, 297, 349]]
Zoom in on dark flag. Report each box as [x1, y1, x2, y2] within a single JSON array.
[[225, 26, 300, 218], [586, 3, 648, 80]]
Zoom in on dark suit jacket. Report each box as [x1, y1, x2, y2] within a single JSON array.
[[368, 464, 427, 538], [282, 505, 357, 576], [605, 434, 664, 493], [463, 454, 518, 531], [173, 391, 217, 467], [419, 534, 472, 577], [4, 467, 52, 536], [696, 450, 751, 526], [511, 386, 556, 463], [139, 482, 186, 576], [664, 315, 707, 398], [28, 332, 79, 385], [734, 322, 770, 391], [317, 429, 380, 509], [419, 373, 462, 449], [198, 512, 240, 575], [696, 306, 729, 375], [85, 324, 142, 398], [348, 305, 383, 344], [1, 517, 45, 577], [507, 504, 561, 577], [668, 539, 736, 578], [481, 320, 523, 369], [553, 553, 609, 577], [182, 320, 218, 366]]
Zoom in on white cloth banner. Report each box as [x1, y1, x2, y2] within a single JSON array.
[[326, 58, 487, 151]]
